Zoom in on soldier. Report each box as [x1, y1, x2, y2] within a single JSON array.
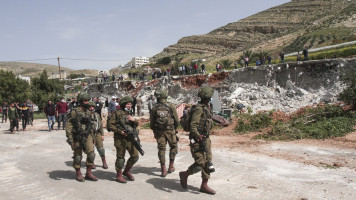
[[109, 96, 140, 183], [66, 93, 98, 182], [150, 90, 179, 177], [88, 101, 108, 169], [179, 86, 216, 195]]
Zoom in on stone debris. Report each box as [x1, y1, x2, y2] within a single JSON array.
[[84, 58, 355, 114]]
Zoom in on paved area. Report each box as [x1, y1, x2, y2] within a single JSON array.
[[0, 119, 356, 200]]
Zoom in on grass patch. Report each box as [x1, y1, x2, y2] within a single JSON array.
[[234, 111, 273, 134], [255, 105, 356, 140]]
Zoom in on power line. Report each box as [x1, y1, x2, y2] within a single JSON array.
[[0, 58, 57, 62], [0, 57, 132, 63]]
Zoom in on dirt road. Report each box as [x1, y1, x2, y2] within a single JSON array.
[[0, 119, 355, 200]]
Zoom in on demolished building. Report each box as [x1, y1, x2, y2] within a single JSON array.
[[84, 58, 356, 114]]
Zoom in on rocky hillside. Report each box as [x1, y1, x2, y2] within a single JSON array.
[[156, 0, 356, 61]]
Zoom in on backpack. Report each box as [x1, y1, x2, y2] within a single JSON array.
[[154, 102, 175, 130], [180, 105, 197, 132]]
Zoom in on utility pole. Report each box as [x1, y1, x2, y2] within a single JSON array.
[[57, 57, 61, 80]]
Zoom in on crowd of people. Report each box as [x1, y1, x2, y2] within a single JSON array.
[[1, 100, 34, 133]]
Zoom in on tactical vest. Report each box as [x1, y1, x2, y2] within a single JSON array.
[[116, 110, 135, 133], [154, 102, 175, 130], [90, 112, 101, 134], [197, 104, 213, 136], [71, 108, 91, 135]]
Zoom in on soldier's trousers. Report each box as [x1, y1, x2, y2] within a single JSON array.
[[188, 138, 212, 179], [114, 134, 139, 170], [95, 133, 105, 157], [72, 134, 95, 169], [156, 129, 178, 165]]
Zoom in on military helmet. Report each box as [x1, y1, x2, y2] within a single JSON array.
[[119, 96, 133, 107], [77, 92, 91, 101], [88, 101, 96, 107], [154, 89, 168, 99], [198, 86, 214, 99]]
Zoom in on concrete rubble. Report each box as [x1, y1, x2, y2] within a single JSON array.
[[84, 58, 356, 114]]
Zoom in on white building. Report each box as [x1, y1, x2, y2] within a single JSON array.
[[49, 70, 67, 80], [132, 57, 149, 68], [17, 75, 31, 84]]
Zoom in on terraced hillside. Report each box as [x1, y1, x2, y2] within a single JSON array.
[[156, 0, 356, 60]]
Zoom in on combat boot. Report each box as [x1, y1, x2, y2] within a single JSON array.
[[75, 168, 85, 182], [168, 160, 175, 173], [85, 166, 98, 181], [179, 171, 189, 189], [101, 157, 108, 169], [160, 165, 167, 177], [200, 178, 216, 195], [116, 169, 127, 183], [123, 166, 135, 181]]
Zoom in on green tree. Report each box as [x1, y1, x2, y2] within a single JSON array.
[[239, 50, 256, 64], [157, 57, 172, 65], [31, 70, 65, 110], [0, 70, 30, 103], [219, 59, 233, 70]]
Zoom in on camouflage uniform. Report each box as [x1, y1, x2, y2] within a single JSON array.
[[150, 90, 179, 177], [179, 86, 216, 195], [108, 96, 139, 183], [88, 101, 108, 169], [66, 93, 98, 182]]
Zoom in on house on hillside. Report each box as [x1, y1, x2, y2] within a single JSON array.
[[17, 75, 31, 84], [49, 70, 67, 80]]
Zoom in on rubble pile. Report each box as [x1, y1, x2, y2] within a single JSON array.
[[84, 58, 356, 114]]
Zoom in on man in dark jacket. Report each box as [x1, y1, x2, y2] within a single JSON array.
[[44, 100, 56, 132]]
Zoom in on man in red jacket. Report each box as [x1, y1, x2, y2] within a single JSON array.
[[56, 97, 69, 130]]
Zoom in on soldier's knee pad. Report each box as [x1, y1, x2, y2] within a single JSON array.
[[73, 155, 82, 165], [191, 163, 202, 174], [97, 147, 105, 157], [157, 143, 166, 150], [116, 158, 125, 169], [87, 152, 96, 163]]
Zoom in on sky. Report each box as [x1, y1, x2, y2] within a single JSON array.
[[0, 0, 290, 70]]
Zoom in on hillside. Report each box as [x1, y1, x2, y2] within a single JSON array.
[[0, 62, 100, 78], [0, 62, 73, 77], [155, 0, 356, 63]]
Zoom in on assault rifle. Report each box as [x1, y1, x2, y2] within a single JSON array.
[[70, 114, 91, 152], [193, 136, 215, 173], [117, 118, 145, 156]]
